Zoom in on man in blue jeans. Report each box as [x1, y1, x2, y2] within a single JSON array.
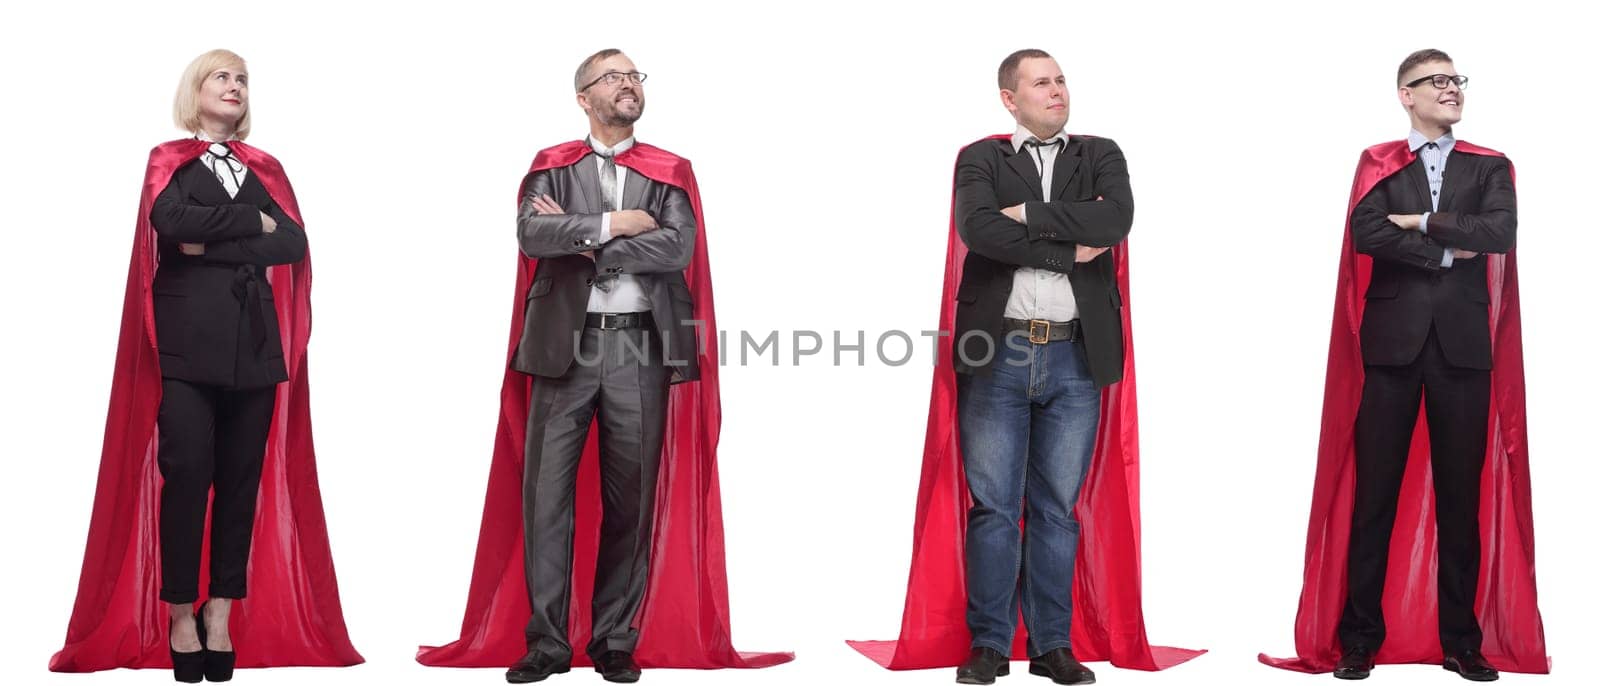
[[949, 48, 1134, 685]]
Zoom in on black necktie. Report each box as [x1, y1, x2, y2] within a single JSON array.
[[1024, 136, 1064, 172]]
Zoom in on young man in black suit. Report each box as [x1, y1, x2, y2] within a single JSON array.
[[1335, 49, 1516, 683]]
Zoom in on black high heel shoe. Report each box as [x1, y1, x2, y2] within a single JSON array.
[[170, 613, 204, 683], [195, 607, 236, 682]]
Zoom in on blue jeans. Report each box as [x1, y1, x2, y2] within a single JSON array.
[[958, 333, 1100, 656]]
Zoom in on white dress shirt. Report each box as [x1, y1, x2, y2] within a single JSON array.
[[196, 130, 248, 199], [1408, 129, 1458, 268], [586, 135, 651, 313], [1003, 125, 1079, 322]]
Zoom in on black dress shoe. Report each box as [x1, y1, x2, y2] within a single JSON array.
[[1443, 650, 1499, 682], [1333, 646, 1374, 680], [195, 609, 235, 682], [1028, 648, 1095, 685], [169, 613, 204, 684], [505, 650, 570, 683], [594, 650, 642, 683], [955, 647, 1010, 685]]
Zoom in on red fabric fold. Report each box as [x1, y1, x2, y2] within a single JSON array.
[[416, 140, 791, 669], [848, 134, 1202, 671], [50, 139, 363, 672], [1259, 140, 1548, 674]]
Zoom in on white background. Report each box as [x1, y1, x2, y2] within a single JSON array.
[[2, 1, 1594, 684]]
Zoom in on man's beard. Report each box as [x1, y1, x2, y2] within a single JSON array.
[[598, 93, 645, 127], [600, 108, 643, 127]]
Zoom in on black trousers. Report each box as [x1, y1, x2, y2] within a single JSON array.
[[157, 378, 276, 604], [1338, 328, 1491, 654], [523, 327, 669, 662]]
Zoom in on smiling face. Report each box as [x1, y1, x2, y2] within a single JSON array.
[[196, 64, 248, 132], [1001, 56, 1069, 138], [1399, 60, 1464, 131], [577, 53, 644, 128]]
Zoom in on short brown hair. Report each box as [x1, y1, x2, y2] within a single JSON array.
[[1397, 49, 1453, 86], [998, 49, 1052, 90], [575, 48, 625, 91]]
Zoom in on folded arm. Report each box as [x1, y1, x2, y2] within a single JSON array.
[[1020, 139, 1134, 248], [594, 185, 697, 275], [150, 179, 265, 242], [517, 170, 605, 257], [954, 150, 1077, 274]]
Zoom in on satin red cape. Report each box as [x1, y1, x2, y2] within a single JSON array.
[[50, 139, 363, 672], [416, 141, 791, 669], [848, 134, 1202, 670], [1259, 140, 1547, 673]]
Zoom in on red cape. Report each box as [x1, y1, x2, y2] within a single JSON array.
[[416, 140, 791, 669], [1259, 140, 1547, 673], [50, 139, 363, 672], [848, 134, 1202, 670]]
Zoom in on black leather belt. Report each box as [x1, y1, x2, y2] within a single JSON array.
[[585, 312, 654, 330], [1004, 317, 1081, 344]]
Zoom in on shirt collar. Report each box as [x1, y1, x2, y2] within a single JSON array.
[[1011, 124, 1065, 153], [1407, 129, 1456, 155], [195, 130, 238, 144], [588, 134, 636, 157]]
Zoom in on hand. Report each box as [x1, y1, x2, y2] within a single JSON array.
[[1454, 249, 1479, 260], [260, 211, 278, 234], [179, 243, 206, 256], [1000, 203, 1025, 223], [610, 209, 659, 237], [1075, 244, 1109, 263], [1387, 213, 1424, 230], [530, 194, 566, 215], [579, 250, 595, 261]]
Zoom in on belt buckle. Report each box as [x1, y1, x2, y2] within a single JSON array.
[[1028, 319, 1050, 345]]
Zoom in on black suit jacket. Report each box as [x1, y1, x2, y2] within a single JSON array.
[[512, 154, 701, 383], [952, 135, 1133, 388], [1352, 150, 1516, 370], [149, 160, 307, 388]]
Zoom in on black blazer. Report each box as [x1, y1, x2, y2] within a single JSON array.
[[1352, 150, 1516, 370], [952, 135, 1133, 388], [511, 156, 701, 383], [149, 159, 307, 389]]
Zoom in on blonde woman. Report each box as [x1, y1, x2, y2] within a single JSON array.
[[50, 49, 361, 681]]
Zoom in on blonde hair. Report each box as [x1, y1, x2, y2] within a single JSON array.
[[172, 49, 251, 140]]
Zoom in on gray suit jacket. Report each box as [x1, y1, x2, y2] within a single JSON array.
[[512, 153, 701, 383]]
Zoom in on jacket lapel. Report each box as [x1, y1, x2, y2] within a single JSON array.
[[619, 164, 647, 210], [1004, 144, 1044, 201], [1437, 149, 1471, 212], [1050, 137, 1083, 200], [1403, 156, 1433, 211], [182, 159, 236, 206]]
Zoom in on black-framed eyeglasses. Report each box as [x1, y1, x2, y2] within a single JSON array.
[[580, 71, 648, 91], [1404, 74, 1468, 90]]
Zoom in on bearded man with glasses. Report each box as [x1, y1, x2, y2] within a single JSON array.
[[416, 48, 791, 684]]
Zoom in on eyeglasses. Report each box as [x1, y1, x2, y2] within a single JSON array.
[[1404, 74, 1469, 90], [580, 71, 648, 91]]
